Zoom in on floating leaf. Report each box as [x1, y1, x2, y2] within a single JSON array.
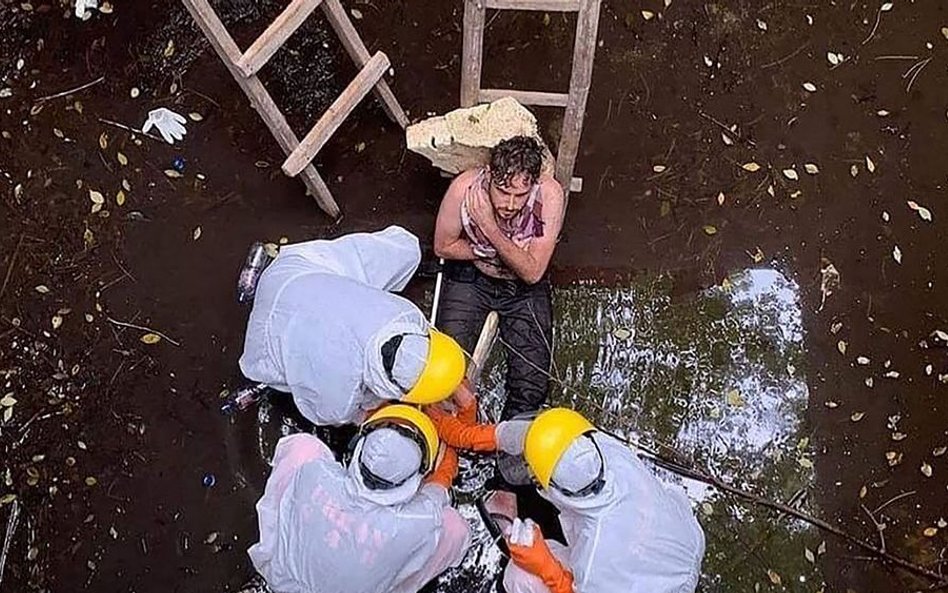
[[51, 315, 62, 330], [877, 109, 890, 117], [880, 2, 893, 11], [717, 192, 725, 205], [130, 87, 140, 98], [859, 484, 867, 499], [942, 27, 948, 41], [0, 494, 16, 505], [892, 245, 902, 264], [612, 328, 632, 340], [350, 7, 363, 19], [767, 569, 782, 585], [188, 112, 203, 122], [891, 432, 907, 441], [641, 10, 655, 20], [865, 155, 876, 173], [856, 356, 870, 365], [85, 476, 98, 486], [805, 163, 820, 174], [117, 152, 128, 166], [818, 540, 826, 555], [140, 333, 162, 345], [922, 462, 933, 477], [805, 547, 815, 563], [798, 457, 813, 469], [122, 178, 131, 191], [907, 200, 933, 222], [803, 82, 817, 92], [0, 395, 16, 407], [192, 226, 202, 241], [782, 168, 799, 180], [741, 162, 761, 172], [703, 225, 718, 236], [924, 527, 939, 537], [652, 164, 667, 173], [934, 446, 947, 457], [722, 132, 733, 146], [726, 389, 745, 407], [164, 169, 182, 178], [850, 164, 859, 177], [756, 19, 767, 31], [837, 340, 847, 355], [98, 132, 108, 150], [35, 285, 49, 294], [116, 190, 126, 206], [163, 39, 175, 58], [850, 412, 865, 422], [89, 189, 105, 204], [827, 52, 840, 65]]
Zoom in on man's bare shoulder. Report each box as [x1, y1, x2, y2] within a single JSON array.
[[537, 175, 565, 208], [443, 169, 478, 201]]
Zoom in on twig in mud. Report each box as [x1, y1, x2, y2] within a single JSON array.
[[0, 499, 20, 586], [111, 251, 136, 283], [874, 55, 919, 61], [698, 111, 757, 148], [0, 234, 24, 302], [873, 490, 916, 515], [105, 316, 181, 346], [861, 7, 884, 45], [96, 117, 165, 144], [34, 76, 105, 103], [183, 86, 221, 109], [760, 42, 810, 70], [904, 57, 932, 93], [860, 504, 886, 553]]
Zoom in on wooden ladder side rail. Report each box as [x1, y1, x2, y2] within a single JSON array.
[[554, 0, 602, 194], [460, 0, 487, 109], [283, 51, 391, 176], [236, 0, 324, 78], [181, 0, 340, 218], [321, 0, 409, 129]]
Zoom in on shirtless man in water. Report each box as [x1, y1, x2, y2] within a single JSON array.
[[433, 136, 565, 420]]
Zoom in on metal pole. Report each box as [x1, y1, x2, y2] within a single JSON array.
[[429, 258, 445, 326]]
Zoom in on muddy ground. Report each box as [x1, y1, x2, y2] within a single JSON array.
[[1, 1, 947, 592]]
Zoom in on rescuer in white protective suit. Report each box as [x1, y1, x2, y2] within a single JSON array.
[[240, 226, 466, 426], [427, 404, 705, 593], [249, 404, 471, 593]]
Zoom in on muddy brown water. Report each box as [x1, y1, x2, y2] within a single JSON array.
[[1, 1, 947, 592]]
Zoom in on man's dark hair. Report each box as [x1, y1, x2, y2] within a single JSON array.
[[489, 136, 543, 187]]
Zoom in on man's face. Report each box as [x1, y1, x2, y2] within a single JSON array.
[[488, 172, 534, 219]]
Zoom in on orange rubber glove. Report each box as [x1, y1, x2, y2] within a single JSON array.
[[457, 399, 478, 425], [509, 525, 575, 593], [426, 406, 497, 452], [427, 446, 459, 488]]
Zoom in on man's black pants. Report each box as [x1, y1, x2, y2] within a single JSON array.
[[438, 261, 553, 420]]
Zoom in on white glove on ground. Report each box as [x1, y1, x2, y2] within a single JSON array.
[[496, 419, 531, 456], [75, 0, 97, 19], [509, 518, 536, 546], [142, 108, 187, 144]]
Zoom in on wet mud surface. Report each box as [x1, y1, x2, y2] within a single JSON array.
[[2, 1, 948, 592]]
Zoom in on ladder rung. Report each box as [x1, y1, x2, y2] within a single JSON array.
[[484, 0, 581, 11], [283, 51, 390, 176], [235, 0, 324, 78], [479, 88, 569, 107]]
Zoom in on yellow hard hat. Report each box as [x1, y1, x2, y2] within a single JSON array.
[[363, 404, 440, 473], [524, 408, 595, 489], [402, 329, 466, 405]]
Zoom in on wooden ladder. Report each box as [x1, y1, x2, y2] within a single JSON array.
[[181, 0, 409, 219], [460, 0, 602, 196]]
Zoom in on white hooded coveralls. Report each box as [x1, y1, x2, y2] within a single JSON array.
[[504, 433, 705, 593], [239, 226, 430, 426], [249, 433, 470, 593]]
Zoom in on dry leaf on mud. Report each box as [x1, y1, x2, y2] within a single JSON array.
[[805, 163, 819, 174], [837, 340, 847, 355], [188, 112, 203, 121], [856, 356, 870, 365], [117, 152, 128, 166], [782, 168, 799, 180], [767, 569, 782, 585], [0, 395, 16, 407], [0, 494, 16, 505], [924, 527, 939, 537], [865, 155, 876, 173], [850, 412, 865, 422], [35, 285, 49, 294], [803, 82, 817, 92], [717, 192, 725, 206], [819, 258, 840, 310], [164, 169, 182, 178], [652, 165, 667, 173], [893, 245, 902, 264], [907, 200, 933, 221], [641, 10, 655, 20], [805, 547, 815, 563], [140, 333, 162, 344], [116, 190, 126, 206], [942, 27, 948, 40], [703, 225, 717, 236], [51, 315, 62, 330], [89, 189, 104, 204], [859, 484, 868, 498], [741, 162, 761, 172], [612, 328, 632, 340], [98, 132, 108, 150], [798, 457, 813, 469], [934, 446, 947, 457], [192, 226, 202, 241], [880, 2, 893, 11], [756, 19, 767, 31], [922, 462, 933, 477]]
